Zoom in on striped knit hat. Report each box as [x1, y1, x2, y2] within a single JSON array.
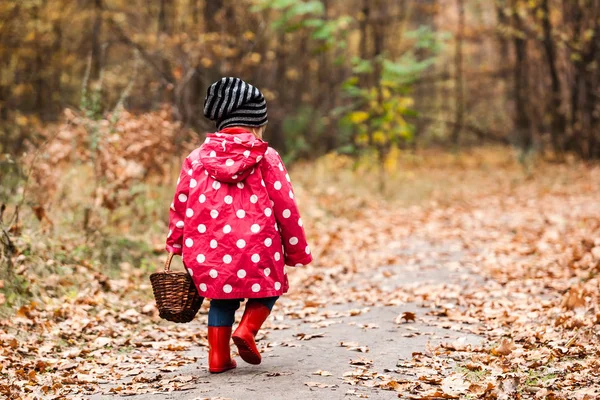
[[203, 77, 268, 131]]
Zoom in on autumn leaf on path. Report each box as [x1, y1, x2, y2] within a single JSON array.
[[349, 357, 373, 366], [408, 389, 459, 399], [312, 369, 333, 376], [395, 311, 416, 323], [305, 381, 338, 389], [491, 338, 514, 356], [295, 332, 325, 340]]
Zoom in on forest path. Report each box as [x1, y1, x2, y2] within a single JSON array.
[[90, 238, 484, 400]]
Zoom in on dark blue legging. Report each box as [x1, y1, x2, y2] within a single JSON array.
[[208, 297, 278, 327]]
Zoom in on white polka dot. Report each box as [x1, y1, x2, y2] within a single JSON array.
[[243, 150, 251, 157], [170, 202, 175, 211], [188, 169, 193, 176], [305, 246, 311, 254], [274, 282, 281, 290], [223, 284, 232, 293], [212, 181, 221, 190], [256, 155, 263, 162], [251, 168, 255, 174], [236, 239, 246, 248], [223, 255, 232, 264], [224, 195, 233, 204], [226, 159, 234, 166], [236, 210, 246, 218], [177, 177, 181, 185], [167, 229, 172, 238], [199, 194, 206, 203], [223, 224, 231, 234], [264, 268, 271, 276], [205, 137, 210, 144], [261, 180, 266, 187], [196, 254, 205, 263], [187, 268, 193, 276], [210, 239, 218, 249], [274, 181, 282, 190], [237, 269, 246, 278], [289, 190, 294, 199], [178, 194, 188, 202], [252, 283, 261, 292], [298, 218, 303, 227], [264, 208, 272, 217], [237, 182, 244, 189], [209, 269, 218, 278], [173, 244, 182, 248], [176, 221, 184, 228], [289, 237, 298, 245], [185, 238, 194, 247], [250, 194, 258, 203], [274, 252, 281, 261], [282, 209, 291, 218], [264, 238, 272, 247], [278, 162, 284, 171], [285, 173, 290, 182], [251, 224, 260, 233], [199, 283, 207, 291], [205, 170, 208, 175], [210, 210, 219, 219], [295, 263, 303, 267], [186, 208, 194, 217], [251, 254, 260, 263], [210, 151, 216, 157], [190, 179, 197, 188], [195, 224, 205, 234], [232, 175, 238, 180]]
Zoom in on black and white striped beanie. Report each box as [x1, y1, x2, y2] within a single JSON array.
[[203, 77, 268, 131]]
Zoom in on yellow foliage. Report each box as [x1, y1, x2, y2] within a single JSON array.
[[372, 131, 387, 145], [355, 132, 369, 146], [384, 146, 400, 173], [349, 111, 370, 124]]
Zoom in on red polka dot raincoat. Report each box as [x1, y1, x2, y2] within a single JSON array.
[[166, 127, 313, 299]]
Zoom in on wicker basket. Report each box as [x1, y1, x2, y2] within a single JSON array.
[[150, 253, 203, 323]]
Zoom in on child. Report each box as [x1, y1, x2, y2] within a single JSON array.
[[166, 77, 312, 373]]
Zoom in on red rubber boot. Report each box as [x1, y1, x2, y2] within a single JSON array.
[[208, 326, 237, 373], [232, 302, 271, 365]]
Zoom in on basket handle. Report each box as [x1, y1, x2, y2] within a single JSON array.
[[164, 252, 175, 273]]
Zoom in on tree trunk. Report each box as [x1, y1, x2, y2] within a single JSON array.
[[540, 0, 565, 156], [511, 0, 533, 153], [204, 0, 224, 33], [90, 0, 103, 80], [451, 0, 465, 146]]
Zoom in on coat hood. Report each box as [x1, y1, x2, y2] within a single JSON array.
[[199, 130, 268, 183]]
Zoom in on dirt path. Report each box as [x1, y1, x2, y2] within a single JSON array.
[[90, 239, 483, 400]]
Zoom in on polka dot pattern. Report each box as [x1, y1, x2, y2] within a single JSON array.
[[166, 138, 313, 298]]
